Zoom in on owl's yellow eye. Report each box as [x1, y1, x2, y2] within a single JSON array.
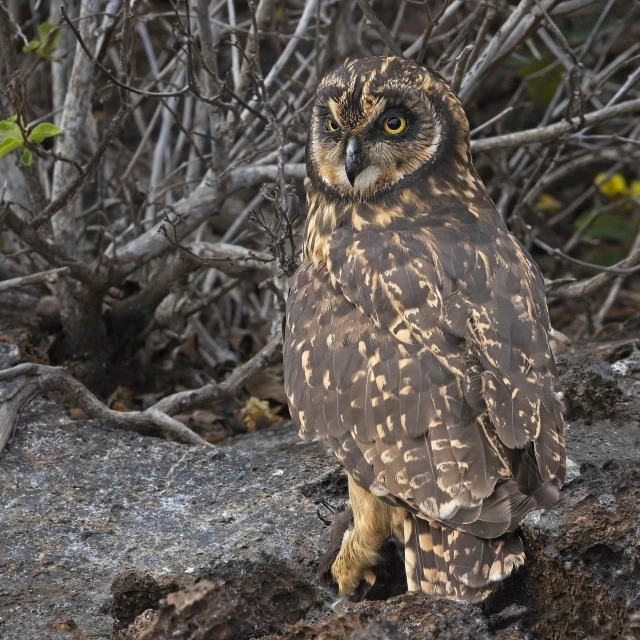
[[325, 118, 339, 132], [383, 115, 407, 134]]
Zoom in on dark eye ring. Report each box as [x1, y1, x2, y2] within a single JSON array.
[[325, 118, 339, 133], [383, 115, 407, 134]]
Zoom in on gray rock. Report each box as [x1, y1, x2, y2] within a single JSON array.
[[0, 403, 339, 640], [1, 352, 639, 639]]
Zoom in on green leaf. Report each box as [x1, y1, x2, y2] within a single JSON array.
[[0, 119, 22, 141], [37, 22, 56, 40], [38, 26, 61, 61], [20, 148, 33, 166], [22, 40, 40, 53], [581, 212, 633, 243], [28, 122, 63, 143], [0, 138, 22, 159], [21, 23, 61, 61]]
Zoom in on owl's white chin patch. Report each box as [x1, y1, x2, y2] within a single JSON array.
[[321, 165, 399, 197], [353, 166, 382, 193]]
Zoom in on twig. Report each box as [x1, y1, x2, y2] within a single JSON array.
[[460, 0, 536, 100], [547, 163, 624, 227], [0, 267, 70, 292], [183, 278, 241, 318], [2, 206, 104, 285], [403, 1, 462, 58], [530, 234, 640, 276], [593, 227, 640, 329], [0, 363, 211, 454], [548, 247, 640, 299], [157, 212, 275, 280], [235, 0, 274, 96], [0, 0, 29, 48], [152, 321, 283, 416], [32, 103, 131, 229], [263, 0, 318, 89], [463, 3, 495, 75], [562, 196, 632, 253], [419, 0, 454, 64], [471, 98, 640, 152], [60, 6, 190, 98], [450, 44, 473, 95], [355, 0, 404, 58], [470, 106, 514, 137], [113, 163, 306, 269]]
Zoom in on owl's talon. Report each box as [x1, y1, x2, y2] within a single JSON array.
[[317, 499, 343, 526], [321, 499, 341, 514]]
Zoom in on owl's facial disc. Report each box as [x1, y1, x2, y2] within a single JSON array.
[[307, 57, 472, 201], [309, 92, 443, 199]]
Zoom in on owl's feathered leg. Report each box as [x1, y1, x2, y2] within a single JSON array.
[[403, 513, 525, 603], [327, 475, 404, 597]]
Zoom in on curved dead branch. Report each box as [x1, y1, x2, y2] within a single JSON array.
[[0, 325, 283, 456], [0, 363, 211, 451]]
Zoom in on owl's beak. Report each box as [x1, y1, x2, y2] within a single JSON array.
[[345, 138, 366, 186]]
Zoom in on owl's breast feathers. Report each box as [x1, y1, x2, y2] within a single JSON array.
[[285, 182, 565, 535]]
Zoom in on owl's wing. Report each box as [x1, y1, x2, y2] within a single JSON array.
[[284, 227, 564, 536]]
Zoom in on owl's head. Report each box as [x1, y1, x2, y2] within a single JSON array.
[[306, 57, 470, 201]]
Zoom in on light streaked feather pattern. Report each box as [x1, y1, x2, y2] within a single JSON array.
[[284, 57, 565, 602]]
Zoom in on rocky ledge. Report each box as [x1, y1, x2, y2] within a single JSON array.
[[1, 338, 639, 639]]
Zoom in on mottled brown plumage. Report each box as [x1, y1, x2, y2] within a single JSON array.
[[284, 57, 565, 603]]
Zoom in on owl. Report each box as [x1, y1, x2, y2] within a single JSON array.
[[284, 57, 565, 603]]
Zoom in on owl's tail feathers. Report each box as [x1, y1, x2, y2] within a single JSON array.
[[403, 513, 524, 603]]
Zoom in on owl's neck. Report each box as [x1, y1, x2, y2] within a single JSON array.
[[303, 165, 498, 266]]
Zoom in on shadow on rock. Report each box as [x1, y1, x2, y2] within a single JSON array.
[[484, 527, 631, 640], [113, 559, 325, 640]]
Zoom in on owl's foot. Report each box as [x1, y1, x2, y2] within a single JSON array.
[[317, 477, 407, 601], [331, 527, 380, 598], [317, 505, 377, 600]]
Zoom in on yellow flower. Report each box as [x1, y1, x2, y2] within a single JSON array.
[[629, 180, 640, 198], [594, 172, 627, 197]]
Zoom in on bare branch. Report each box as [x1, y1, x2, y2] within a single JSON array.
[[0, 380, 41, 455], [472, 99, 640, 152], [0, 364, 211, 450], [112, 164, 306, 268], [263, 0, 318, 89], [51, 0, 102, 255], [450, 44, 473, 95], [593, 227, 640, 329], [153, 322, 283, 416], [0, 267, 69, 292], [355, 0, 404, 58], [60, 6, 190, 99], [1, 205, 103, 285], [548, 247, 640, 299], [0, 314, 285, 455]]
